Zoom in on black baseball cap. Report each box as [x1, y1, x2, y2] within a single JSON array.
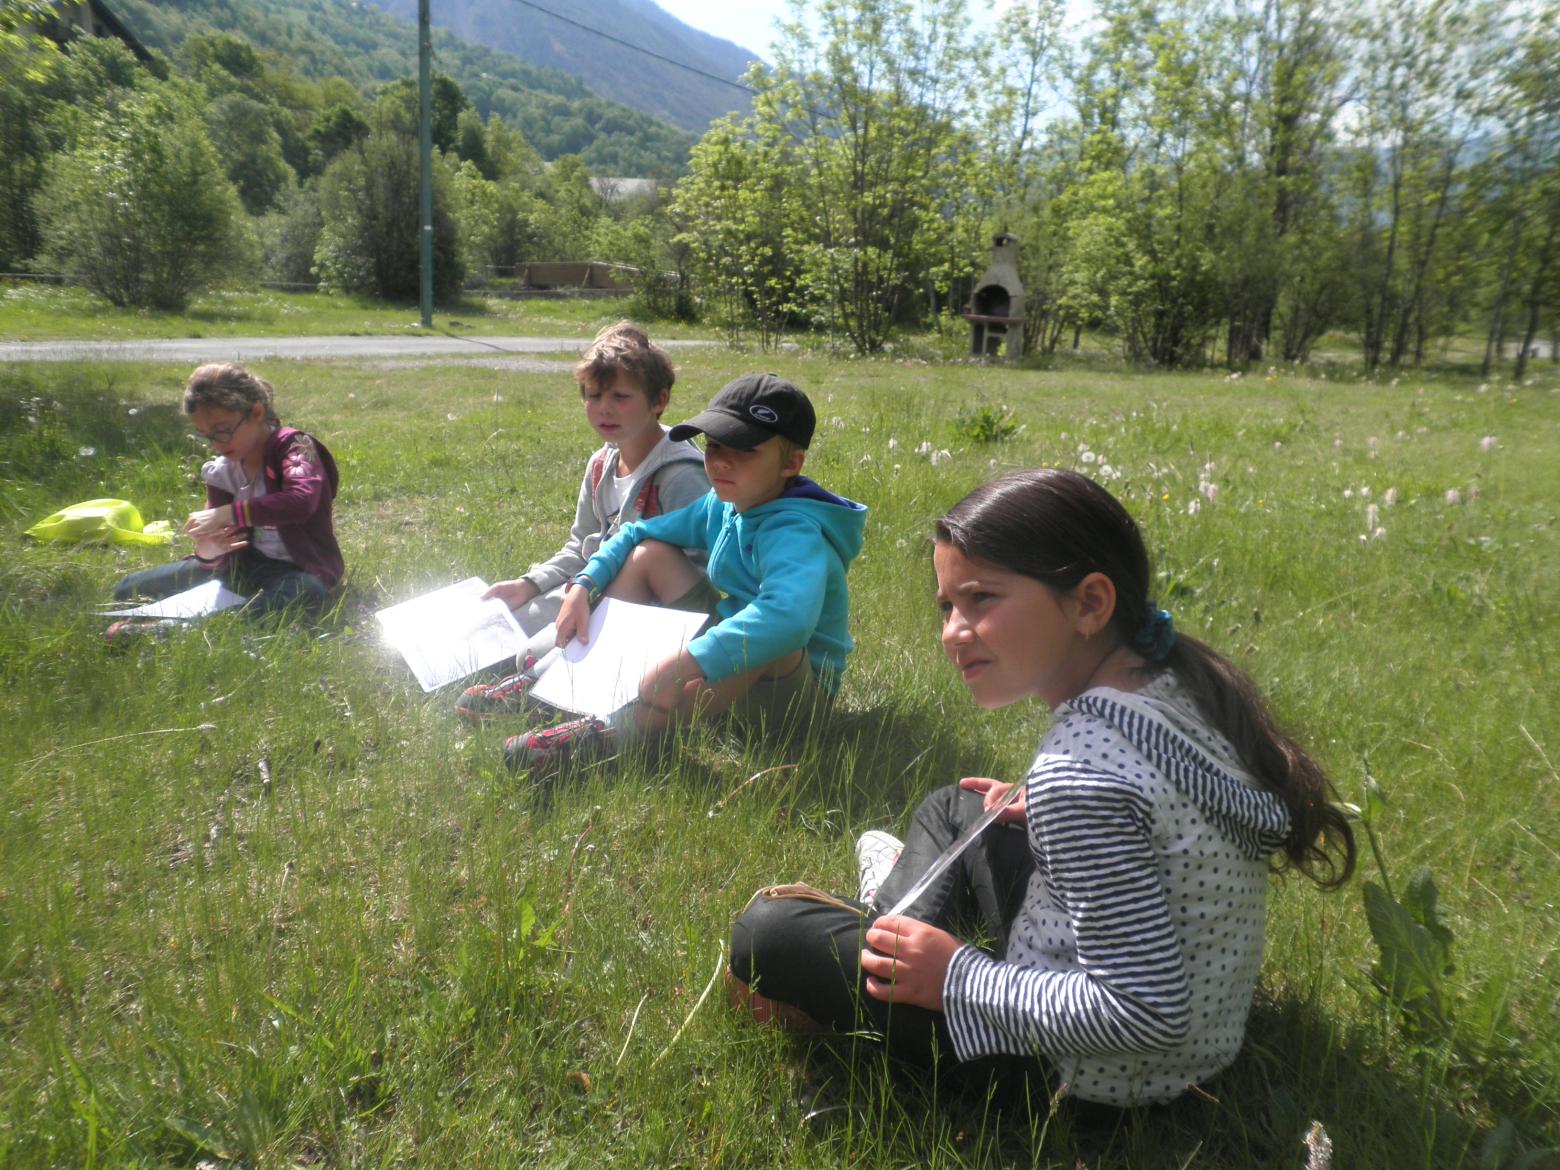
[[669, 373, 815, 450]]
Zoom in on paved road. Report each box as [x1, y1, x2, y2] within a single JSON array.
[[0, 335, 717, 362]]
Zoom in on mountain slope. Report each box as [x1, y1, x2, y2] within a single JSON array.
[[110, 0, 698, 175], [359, 0, 763, 132]]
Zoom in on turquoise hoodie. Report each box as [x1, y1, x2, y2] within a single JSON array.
[[580, 477, 868, 694]]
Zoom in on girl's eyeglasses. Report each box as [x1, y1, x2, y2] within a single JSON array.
[[194, 418, 246, 444]]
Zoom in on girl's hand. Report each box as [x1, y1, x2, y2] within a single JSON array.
[[191, 531, 248, 561], [184, 505, 236, 540], [959, 776, 1026, 824], [554, 583, 592, 646], [860, 915, 963, 1011], [484, 578, 539, 610]]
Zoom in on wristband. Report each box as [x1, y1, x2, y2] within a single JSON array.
[[192, 553, 221, 565], [569, 573, 603, 606]]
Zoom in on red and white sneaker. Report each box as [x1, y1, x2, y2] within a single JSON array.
[[503, 715, 615, 772], [454, 656, 541, 722]]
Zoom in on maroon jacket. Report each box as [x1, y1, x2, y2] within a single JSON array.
[[205, 426, 344, 589]]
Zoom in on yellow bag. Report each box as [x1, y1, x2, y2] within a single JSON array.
[[25, 499, 175, 547]]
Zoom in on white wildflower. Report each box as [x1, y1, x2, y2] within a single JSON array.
[[858, 453, 873, 467], [1273, 441, 1283, 450], [930, 448, 952, 466], [915, 441, 933, 456], [1187, 498, 1201, 515], [1365, 504, 1380, 529], [446, 412, 457, 421], [1343, 489, 1354, 499], [492, 392, 503, 403], [1468, 483, 1480, 501], [1304, 1120, 1333, 1170], [1384, 487, 1398, 506], [77, 446, 96, 457], [887, 437, 898, 450], [1444, 489, 1462, 506], [1081, 450, 1097, 464], [1199, 481, 1219, 503], [1361, 486, 1371, 498], [127, 406, 140, 416], [1479, 435, 1497, 452], [1372, 526, 1386, 540], [830, 416, 847, 430]]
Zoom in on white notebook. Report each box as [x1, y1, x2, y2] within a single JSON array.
[[100, 578, 248, 621], [376, 577, 526, 692], [527, 597, 710, 717]]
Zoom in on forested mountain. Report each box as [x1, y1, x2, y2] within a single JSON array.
[[110, 0, 697, 174], [360, 0, 761, 133]]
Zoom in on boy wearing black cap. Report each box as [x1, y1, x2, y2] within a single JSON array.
[[506, 372, 868, 772]]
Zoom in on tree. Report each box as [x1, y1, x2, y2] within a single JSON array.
[[313, 107, 463, 303], [206, 91, 295, 214], [41, 87, 253, 309], [671, 111, 805, 346]]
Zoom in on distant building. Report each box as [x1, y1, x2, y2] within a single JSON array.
[[589, 177, 661, 204], [25, 0, 154, 64]]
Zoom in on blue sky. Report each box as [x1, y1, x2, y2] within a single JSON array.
[[653, 1, 1095, 60]]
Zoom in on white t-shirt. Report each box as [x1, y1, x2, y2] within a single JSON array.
[[202, 454, 294, 563]]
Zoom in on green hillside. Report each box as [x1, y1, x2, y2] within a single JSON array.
[[111, 0, 696, 175]]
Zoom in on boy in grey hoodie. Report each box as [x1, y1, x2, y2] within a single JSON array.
[[456, 322, 709, 721]]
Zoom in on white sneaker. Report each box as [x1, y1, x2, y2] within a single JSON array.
[[856, 830, 904, 905]]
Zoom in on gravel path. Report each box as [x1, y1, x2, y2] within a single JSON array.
[[0, 335, 717, 363]]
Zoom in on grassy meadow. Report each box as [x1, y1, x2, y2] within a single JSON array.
[[1, 343, 1556, 1168], [0, 285, 712, 343]]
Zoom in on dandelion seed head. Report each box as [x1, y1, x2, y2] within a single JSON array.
[[1384, 487, 1398, 506], [1479, 435, 1497, 452], [77, 445, 96, 457], [1444, 489, 1462, 506], [446, 412, 457, 421]]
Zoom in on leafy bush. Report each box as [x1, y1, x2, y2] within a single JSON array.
[[257, 181, 323, 286], [953, 400, 1021, 444], [40, 88, 254, 310]]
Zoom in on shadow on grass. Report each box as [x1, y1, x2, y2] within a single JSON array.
[[775, 985, 1507, 1168]]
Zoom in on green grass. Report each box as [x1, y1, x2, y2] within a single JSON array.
[[0, 283, 718, 343], [2, 352, 1557, 1168]]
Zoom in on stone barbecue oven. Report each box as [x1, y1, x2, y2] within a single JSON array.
[[964, 232, 1025, 362]]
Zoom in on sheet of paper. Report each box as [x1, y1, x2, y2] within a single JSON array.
[[528, 597, 709, 718], [375, 577, 527, 693], [98, 578, 248, 620]]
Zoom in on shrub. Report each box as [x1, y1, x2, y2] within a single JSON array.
[[40, 88, 253, 310]]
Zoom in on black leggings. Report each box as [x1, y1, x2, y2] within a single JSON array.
[[730, 784, 1034, 1069], [113, 549, 331, 617]]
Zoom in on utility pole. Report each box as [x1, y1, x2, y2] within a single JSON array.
[[417, 0, 434, 328]]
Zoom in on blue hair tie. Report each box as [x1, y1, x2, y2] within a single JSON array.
[[1131, 605, 1176, 664]]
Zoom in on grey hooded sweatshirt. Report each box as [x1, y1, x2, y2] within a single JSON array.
[[518, 428, 709, 624]]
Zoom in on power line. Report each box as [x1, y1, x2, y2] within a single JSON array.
[[496, 0, 758, 96]]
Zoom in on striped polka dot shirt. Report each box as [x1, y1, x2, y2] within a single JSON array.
[[941, 673, 1292, 1106]]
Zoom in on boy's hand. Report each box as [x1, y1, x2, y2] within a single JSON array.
[[484, 578, 539, 610], [959, 777, 1025, 824], [639, 648, 706, 713], [555, 583, 592, 647], [860, 915, 963, 1011]]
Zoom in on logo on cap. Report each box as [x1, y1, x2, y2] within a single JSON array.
[[749, 405, 780, 423]]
